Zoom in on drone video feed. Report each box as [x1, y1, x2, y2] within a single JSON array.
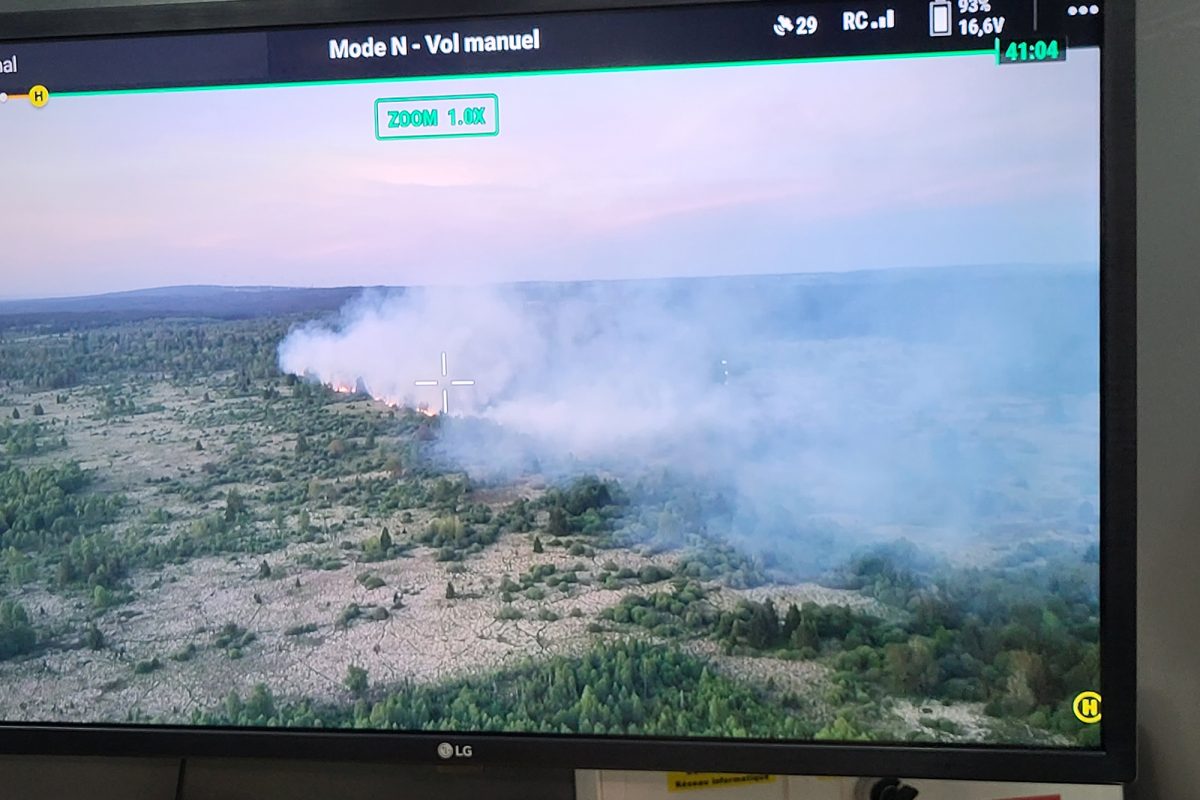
[[0, 52, 1101, 746]]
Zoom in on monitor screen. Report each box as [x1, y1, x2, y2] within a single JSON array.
[[0, 0, 1134, 782]]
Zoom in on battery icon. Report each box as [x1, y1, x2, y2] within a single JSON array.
[[929, 0, 953, 35]]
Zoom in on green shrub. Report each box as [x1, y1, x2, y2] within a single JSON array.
[[357, 573, 386, 590], [133, 657, 161, 675], [338, 604, 362, 627], [170, 643, 198, 662]]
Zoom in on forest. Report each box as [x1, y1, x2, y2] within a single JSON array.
[[0, 292, 1101, 748], [189, 546, 1099, 745], [196, 640, 823, 740]]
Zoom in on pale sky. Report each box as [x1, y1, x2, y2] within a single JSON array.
[[0, 50, 1100, 299]]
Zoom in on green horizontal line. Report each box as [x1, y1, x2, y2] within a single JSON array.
[[54, 48, 993, 99]]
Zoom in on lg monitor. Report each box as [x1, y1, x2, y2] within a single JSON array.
[[0, 0, 1135, 784]]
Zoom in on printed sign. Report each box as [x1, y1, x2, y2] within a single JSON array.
[[666, 773, 776, 792]]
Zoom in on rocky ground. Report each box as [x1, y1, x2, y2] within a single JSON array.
[[0, 523, 863, 723], [0, 372, 1058, 745]]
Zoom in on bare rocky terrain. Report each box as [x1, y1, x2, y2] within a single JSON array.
[[0, 376, 868, 724], [0, 527, 860, 723]]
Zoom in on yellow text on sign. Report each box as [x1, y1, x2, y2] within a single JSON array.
[[1073, 691, 1102, 723], [667, 773, 776, 792]]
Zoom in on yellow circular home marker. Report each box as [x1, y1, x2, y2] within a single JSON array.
[[28, 85, 49, 108], [1073, 691, 1102, 724]]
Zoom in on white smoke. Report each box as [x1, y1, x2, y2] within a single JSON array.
[[278, 282, 767, 458], [279, 287, 543, 415], [277, 269, 1100, 567]]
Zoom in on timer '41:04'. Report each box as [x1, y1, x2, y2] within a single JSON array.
[[997, 38, 1066, 64]]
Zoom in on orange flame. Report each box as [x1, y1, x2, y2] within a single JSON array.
[[323, 381, 439, 417]]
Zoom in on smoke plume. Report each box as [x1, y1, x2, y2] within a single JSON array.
[[278, 267, 1099, 569]]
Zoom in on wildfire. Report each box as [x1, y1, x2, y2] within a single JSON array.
[[322, 381, 440, 417]]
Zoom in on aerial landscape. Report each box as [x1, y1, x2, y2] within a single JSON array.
[[0, 268, 1101, 746], [0, 50, 1103, 747]]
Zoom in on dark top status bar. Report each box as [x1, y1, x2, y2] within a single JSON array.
[[0, 0, 1101, 96]]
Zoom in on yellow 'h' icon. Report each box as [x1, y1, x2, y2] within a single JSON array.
[[1073, 691, 1102, 724], [29, 85, 49, 108]]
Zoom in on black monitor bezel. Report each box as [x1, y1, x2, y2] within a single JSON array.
[[0, 0, 1136, 784]]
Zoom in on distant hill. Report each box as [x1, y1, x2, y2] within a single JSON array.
[[0, 285, 390, 326]]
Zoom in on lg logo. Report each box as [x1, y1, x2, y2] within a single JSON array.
[[437, 742, 473, 759]]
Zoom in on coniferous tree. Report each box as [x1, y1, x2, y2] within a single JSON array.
[[345, 664, 369, 697]]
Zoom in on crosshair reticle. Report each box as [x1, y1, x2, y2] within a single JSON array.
[[414, 352, 476, 414]]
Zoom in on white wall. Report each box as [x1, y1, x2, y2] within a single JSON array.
[[1130, 0, 1200, 797]]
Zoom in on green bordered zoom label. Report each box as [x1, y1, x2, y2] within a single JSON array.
[[374, 93, 500, 140]]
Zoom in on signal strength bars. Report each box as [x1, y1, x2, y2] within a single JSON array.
[[841, 8, 895, 30]]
